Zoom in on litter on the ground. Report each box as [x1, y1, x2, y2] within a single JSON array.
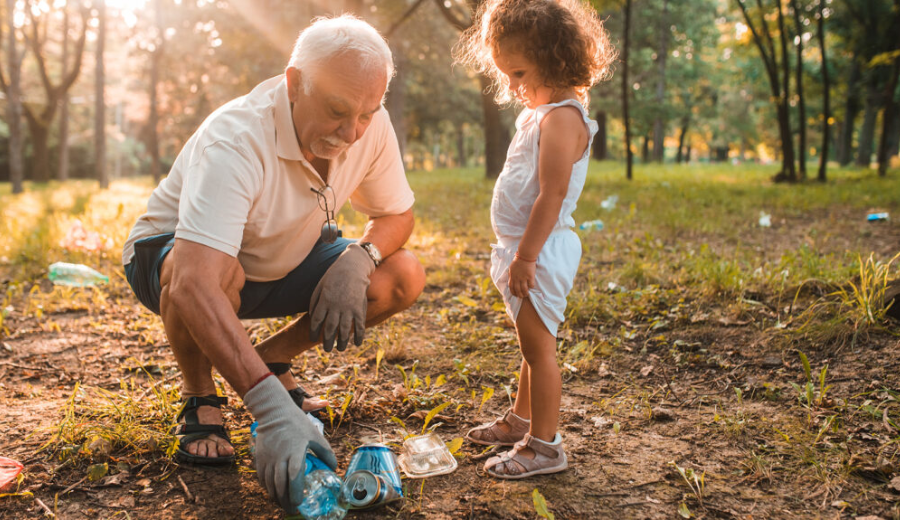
[[758, 211, 772, 227], [867, 212, 889, 222], [579, 219, 604, 231], [0, 457, 24, 491], [48, 262, 109, 287], [397, 432, 457, 478], [600, 194, 619, 210]]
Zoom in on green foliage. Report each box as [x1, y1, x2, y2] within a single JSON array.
[[532, 488, 555, 520]]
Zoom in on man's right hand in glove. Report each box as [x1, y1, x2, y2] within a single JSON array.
[[243, 375, 337, 512]]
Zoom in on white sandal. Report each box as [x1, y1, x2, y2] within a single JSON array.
[[484, 433, 568, 479]]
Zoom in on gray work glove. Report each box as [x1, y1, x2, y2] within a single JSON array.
[[309, 243, 376, 352], [243, 375, 337, 512]]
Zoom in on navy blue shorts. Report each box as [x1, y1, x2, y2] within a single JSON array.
[[124, 233, 352, 319]]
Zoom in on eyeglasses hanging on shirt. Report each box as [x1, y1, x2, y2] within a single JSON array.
[[310, 185, 341, 244]]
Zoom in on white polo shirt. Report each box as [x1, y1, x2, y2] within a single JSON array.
[[123, 75, 415, 282]]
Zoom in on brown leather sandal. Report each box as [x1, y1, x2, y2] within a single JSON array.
[[484, 433, 568, 479], [466, 408, 531, 447]]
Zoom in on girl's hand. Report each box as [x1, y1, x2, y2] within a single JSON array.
[[508, 256, 536, 299]]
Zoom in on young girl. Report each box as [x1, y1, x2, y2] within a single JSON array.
[[456, 0, 614, 478]]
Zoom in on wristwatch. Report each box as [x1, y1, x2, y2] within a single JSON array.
[[359, 242, 382, 267]]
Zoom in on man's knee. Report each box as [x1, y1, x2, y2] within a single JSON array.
[[381, 249, 425, 310]]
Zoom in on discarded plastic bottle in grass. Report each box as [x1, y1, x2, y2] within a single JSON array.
[[48, 262, 109, 287], [578, 219, 604, 231], [867, 212, 889, 222], [250, 420, 346, 520]]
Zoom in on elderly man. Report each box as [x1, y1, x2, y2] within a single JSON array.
[[122, 16, 424, 509]]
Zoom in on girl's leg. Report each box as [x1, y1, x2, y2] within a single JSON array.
[[516, 298, 560, 442], [512, 358, 531, 419]]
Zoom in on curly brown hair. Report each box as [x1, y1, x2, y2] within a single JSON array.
[[455, 0, 615, 107]]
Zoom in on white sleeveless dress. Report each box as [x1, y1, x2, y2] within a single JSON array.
[[490, 99, 598, 336]]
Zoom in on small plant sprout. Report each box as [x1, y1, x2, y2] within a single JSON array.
[[790, 350, 832, 409], [421, 401, 452, 434], [375, 348, 385, 380], [532, 488, 555, 520], [669, 461, 705, 505], [477, 386, 494, 414], [446, 437, 463, 455]]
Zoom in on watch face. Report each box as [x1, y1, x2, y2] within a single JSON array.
[[363, 242, 382, 263]]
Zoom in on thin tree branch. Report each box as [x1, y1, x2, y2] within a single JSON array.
[[385, 0, 428, 38], [432, 0, 471, 31]]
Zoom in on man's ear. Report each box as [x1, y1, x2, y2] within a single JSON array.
[[285, 67, 302, 103]]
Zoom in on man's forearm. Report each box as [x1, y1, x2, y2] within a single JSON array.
[[358, 208, 414, 258]]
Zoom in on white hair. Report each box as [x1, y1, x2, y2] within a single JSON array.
[[289, 15, 394, 93]]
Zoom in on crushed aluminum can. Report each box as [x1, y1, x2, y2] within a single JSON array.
[[341, 444, 403, 509]]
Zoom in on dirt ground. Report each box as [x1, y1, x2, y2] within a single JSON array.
[[2, 208, 900, 519]]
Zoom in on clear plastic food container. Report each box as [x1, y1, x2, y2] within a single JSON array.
[[397, 432, 458, 478]]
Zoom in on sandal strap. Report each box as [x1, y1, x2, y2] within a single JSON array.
[[523, 434, 565, 460], [288, 386, 312, 409], [172, 423, 231, 441], [177, 394, 227, 421]]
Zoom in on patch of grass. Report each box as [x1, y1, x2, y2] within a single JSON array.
[[789, 252, 900, 350], [42, 376, 181, 467]]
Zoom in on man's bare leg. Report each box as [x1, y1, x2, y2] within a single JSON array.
[[255, 249, 425, 386], [159, 246, 243, 460]]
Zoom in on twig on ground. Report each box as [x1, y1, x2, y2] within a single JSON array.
[[34, 497, 55, 517], [177, 474, 195, 503], [59, 476, 88, 496], [0, 361, 47, 371]]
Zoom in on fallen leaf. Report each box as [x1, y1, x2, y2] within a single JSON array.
[[890, 476, 900, 493], [640, 366, 654, 377], [591, 416, 611, 428], [136, 478, 151, 487], [86, 463, 108, 482], [597, 364, 611, 378], [98, 473, 128, 487]]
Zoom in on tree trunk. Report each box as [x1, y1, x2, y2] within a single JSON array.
[[95, 0, 107, 189], [5, 0, 24, 193], [791, 0, 806, 179], [676, 117, 689, 163], [456, 122, 466, 168], [877, 57, 899, 176], [856, 83, 880, 168], [480, 74, 510, 179], [838, 58, 861, 166], [25, 119, 50, 184], [652, 0, 669, 163], [592, 111, 607, 160], [685, 145, 692, 161], [386, 41, 407, 167], [776, 0, 796, 181], [888, 104, 900, 159], [623, 0, 633, 180], [641, 134, 650, 162], [57, 3, 70, 181], [817, 0, 829, 182], [148, 0, 163, 182]]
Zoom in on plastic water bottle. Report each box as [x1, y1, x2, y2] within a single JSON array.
[[48, 262, 109, 287], [578, 219, 604, 231], [250, 420, 346, 520]]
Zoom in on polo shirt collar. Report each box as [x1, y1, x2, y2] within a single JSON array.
[[275, 77, 304, 162]]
